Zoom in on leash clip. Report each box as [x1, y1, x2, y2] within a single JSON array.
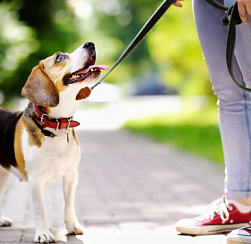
[[66, 118, 72, 130], [55, 119, 60, 131], [65, 118, 71, 143], [40, 113, 45, 126]]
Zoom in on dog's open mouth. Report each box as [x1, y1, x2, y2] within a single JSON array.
[[63, 64, 109, 85]]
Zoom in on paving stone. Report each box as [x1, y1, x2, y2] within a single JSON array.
[[0, 129, 226, 243]]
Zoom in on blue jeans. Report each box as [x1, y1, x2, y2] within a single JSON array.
[[193, 0, 251, 199]]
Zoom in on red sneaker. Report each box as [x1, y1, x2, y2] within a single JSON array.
[[175, 196, 251, 235], [227, 225, 251, 244]]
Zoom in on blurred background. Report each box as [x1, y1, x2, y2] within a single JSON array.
[[0, 0, 224, 165]]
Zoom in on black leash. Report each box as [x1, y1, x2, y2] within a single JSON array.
[[204, 0, 228, 11], [204, 0, 251, 92], [92, 0, 249, 93], [91, 0, 177, 90]]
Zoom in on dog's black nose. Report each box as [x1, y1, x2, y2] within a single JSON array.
[[83, 42, 95, 49]]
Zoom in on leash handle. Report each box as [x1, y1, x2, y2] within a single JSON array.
[[205, 0, 251, 92], [204, 0, 228, 11], [91, 0, 177, 90], [225, 3, 251, 92]]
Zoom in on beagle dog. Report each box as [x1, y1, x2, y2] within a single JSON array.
[[0, 42, 109, 243]]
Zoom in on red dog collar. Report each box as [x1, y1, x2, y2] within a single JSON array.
[[34, 104, 80, 130]]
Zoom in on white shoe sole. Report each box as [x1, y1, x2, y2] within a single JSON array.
[[226, 227, 251, 244], [175, 223, 248, 235], [227, 236, 251, 244]]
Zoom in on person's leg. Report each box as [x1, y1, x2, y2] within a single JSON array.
[[222, 0, 251, 204], [176, 0, 251, 235], [194, 0, 251, 205], [224, 0, 251, 243]]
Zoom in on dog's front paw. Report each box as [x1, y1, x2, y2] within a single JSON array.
[[66, 222, 84, 235], [34, 230, 55, 243], [0, 216, 12, 227]]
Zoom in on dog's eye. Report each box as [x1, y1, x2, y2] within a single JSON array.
[[55, 54, 66, 63]]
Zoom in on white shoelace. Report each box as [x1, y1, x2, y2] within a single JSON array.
[[198, 196, 233, 223]]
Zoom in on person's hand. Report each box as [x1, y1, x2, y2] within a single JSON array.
[[237, 0, 251, 24], [173, 0, 184, 8]]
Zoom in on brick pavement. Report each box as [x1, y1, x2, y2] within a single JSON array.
[[0, 129, 227, 244]]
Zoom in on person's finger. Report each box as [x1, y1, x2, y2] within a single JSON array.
[[238, 2, 248, 24], [245, 2, 251, 15], [173, 2, 182, 7], [173, 0, 184, 8]]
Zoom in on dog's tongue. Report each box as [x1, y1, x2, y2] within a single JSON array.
[[76, 65, 109, 75]]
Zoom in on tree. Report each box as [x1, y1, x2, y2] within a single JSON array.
[[0, 0, 79, 102]]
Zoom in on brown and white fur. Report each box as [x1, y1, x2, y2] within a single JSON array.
[[0, 42, 108, 243]]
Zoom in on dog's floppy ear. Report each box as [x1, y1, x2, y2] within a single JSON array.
[[22, 65, 59, 107], [76, 87, 91, 100]]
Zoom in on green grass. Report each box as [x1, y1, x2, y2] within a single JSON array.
[[124, 106, 224, 166]]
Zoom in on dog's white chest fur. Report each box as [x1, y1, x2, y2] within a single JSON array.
[[22, 128, 80, 182]]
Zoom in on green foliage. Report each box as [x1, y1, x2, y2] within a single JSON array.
[[0, 0, 80, 101], [0, 0, 211, 102], [124, 107, 224, 165], [87, 0, 211, 94], [147, 1, 211, 96], [0, 1, 35, 100]]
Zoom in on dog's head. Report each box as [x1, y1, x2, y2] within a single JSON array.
[[22, 42, 109, 107]]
